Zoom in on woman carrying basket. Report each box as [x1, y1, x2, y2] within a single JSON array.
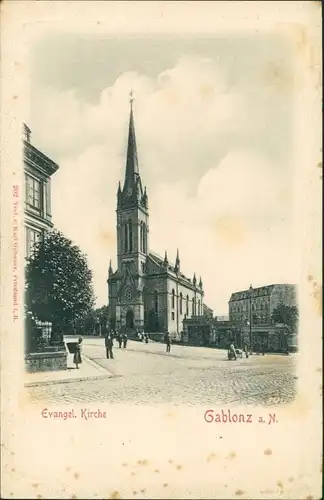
[[73, 337, 83, 369]]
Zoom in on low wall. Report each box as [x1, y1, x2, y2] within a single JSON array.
[[25, 350, 68, 373]]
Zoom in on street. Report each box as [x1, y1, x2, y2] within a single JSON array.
[[27, 338, 297, 407]]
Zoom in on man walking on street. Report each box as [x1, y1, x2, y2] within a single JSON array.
[[105, 333, 114, 359], [117, 332, 123, 348], [122, 332, 128, 348], [165, 332, 171, 353]]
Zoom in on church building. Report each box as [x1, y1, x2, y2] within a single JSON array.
[[107, 97, 205, 339]]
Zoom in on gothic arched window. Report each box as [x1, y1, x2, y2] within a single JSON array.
[[124, 224, 128, 252], [192, 298, 195, 316], [198, 299, 201, 315], [128, 220, 133, 252], [186, 295, 189, 315], [154, 290, 159, 314], [140, 223, 143, 253], [143, 224, 147, 254], [179, 292, 183, 315], [124, 287, 133, 301], [171, 289, 175, 309]]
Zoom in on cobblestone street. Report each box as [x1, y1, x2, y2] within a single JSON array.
[[27, 338, 297, 407]]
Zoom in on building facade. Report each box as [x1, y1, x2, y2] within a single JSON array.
[[23, 124, 67, 372], [228, 284, 297, 327], [107, 100, 206, 339], [229, 284, 298, 352], [23, 124, 59, 258]]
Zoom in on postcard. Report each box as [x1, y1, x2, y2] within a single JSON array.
[[0, 1, 322, 499]]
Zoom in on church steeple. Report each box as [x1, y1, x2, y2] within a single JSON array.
[[118, 92, 147, 210], [115, 92, 150, 274], [123, 92, 139, 191]]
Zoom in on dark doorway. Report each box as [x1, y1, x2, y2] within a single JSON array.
[[147, 309, 159, 332], [126, 309, 134, 329]]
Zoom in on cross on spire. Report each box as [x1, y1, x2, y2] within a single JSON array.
[[129, 89, 134, 106]]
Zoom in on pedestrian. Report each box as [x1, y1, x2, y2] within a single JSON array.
[[122, 332, 128, 348], [244, 343, 249, 358], [73, 337, 83, 369], [229, 341, 237, 360], [145, 333, 149, 344], [165, 332, 171, 353], [118, 333, 123, 348], [105, 333, 114, 359]]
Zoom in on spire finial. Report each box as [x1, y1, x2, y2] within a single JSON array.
[[129, 89, 134, 107], [108, 259, 113, 277], [175, 248, 180, 273]]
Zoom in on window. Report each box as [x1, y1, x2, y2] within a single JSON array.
[[179, 292, 183, 315], [124, 288, 133, 301], [143, 224, 147, 253], [192, 298, 195, 316], [124, 224, 128, 252], [154, 291, 158, 314], [140, 222, 143, 252], [198, 299, 201, 315], [186, 295, 189, 315], [141, 262, 145, 274], [26, 227, 42, 258], [171, 289, 175, 309], [128, 221, 133, 252], [26, 175, 42, 210], [171, 312, 175, 321]]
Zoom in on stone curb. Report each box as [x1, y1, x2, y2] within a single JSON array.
[[25, 354, 115, 388], [24, 372, 115, 388]]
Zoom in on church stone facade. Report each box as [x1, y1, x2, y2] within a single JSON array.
[[107, 101, 205, 339]]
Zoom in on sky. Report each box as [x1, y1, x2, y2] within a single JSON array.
[[27, 31, 299, 314]]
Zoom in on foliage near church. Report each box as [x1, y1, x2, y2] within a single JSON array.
[[74, 305, 110, 335], [271, 303, 298, 332], [25, 230, 95, 332]]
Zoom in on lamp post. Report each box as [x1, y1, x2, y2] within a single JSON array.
[[249, 284, 253, 354]]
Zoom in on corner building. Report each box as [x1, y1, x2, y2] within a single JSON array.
[[108, 101, 205, 339], [23, 124, 59, 258]]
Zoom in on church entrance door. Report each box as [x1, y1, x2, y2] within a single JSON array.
[[126, 309, 134, 329]]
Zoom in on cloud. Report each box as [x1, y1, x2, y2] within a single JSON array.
[[29, 54, 296, 313]]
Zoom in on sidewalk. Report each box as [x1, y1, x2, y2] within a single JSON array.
[[24, 353, 113, 388]]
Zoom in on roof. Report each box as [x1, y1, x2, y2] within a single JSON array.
[[229, 284, 297, 302], [24, 140, 59, 176], [148, 251, 194, 284]]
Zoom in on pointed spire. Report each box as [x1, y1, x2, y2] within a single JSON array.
[[142, 186, 148, 208], [108, 259, 113, 277], [199, 276, 203, 289], [117, 181, 122, 207], [122, 91, 142, 196], [193, 273, 197, 286], [175, 248, 180, 273], [163, 250, 168, 266]]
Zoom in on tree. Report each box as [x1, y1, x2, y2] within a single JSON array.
[[95, 305, 110, 333], [25, 230, 95, 334], [271, 303, 299, 332], [74, 305, 110, 335]]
